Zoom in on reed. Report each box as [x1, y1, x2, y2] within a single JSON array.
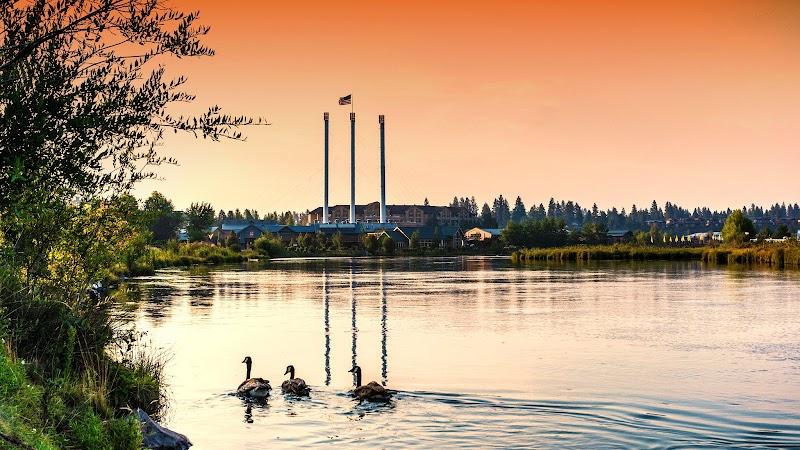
[[513, 242, 800, 268]]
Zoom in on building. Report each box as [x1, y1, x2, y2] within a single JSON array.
[[307, 202, 469, 227], [399, 225, 464, 248], [607, 229, 633, 243], [367, 227, 410, 249], [464, 227, 503, 242]]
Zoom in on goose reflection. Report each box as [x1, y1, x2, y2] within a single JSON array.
[[243, 403, 253, 423]]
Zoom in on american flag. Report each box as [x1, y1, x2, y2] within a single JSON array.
[[339, 94, 352, 105]]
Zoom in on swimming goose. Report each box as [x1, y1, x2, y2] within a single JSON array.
[[281, 364, 311, 396], [348, 365, 392, 402], [237, 356, 271, 398]]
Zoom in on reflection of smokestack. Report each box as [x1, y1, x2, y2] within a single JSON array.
[[323, 112, 329, 224], [379, 115, 387, 224], [349, 112, 356, 224]]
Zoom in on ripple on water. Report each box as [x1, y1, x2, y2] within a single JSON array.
[[171, 389, 800, 449]]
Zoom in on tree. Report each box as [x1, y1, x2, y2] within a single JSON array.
[[143, 191, 180, 244], [315, 232, 328, 251], [186, 202, 215, 242], [721, 210, 755, 245], [253, 233, 285, 257], [363, 234, 380, 254], [381, 235, 395, 255], [492, 195, 511, 227], [480, 203, 497, 228], [0, 2, 266, 437], [511, 196, 527, 223], [756, 225, 773, 241], [226, 231, 240, 251], [773, 224, 790, 238], [409, 230, 420, 250], [331, 232, 344, 251]]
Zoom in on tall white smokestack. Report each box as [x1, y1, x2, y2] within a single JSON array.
[[323, 112, 329, 224], [379, 115, 387, 224], [349, 112, 356, 224]]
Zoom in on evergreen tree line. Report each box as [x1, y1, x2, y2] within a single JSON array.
[[470, 195, 800, 234]]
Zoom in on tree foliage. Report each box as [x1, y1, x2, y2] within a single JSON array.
[[186, 202, 214, 241], [722, 210, 756, 245], [142, 191, 181, 243]]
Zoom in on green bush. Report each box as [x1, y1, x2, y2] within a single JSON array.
[[253, 233, 286, 258]]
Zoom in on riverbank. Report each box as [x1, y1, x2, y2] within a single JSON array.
[[112, 241, 506, 279], [0, 339, 155, 449], [512, 242, 800, 268]]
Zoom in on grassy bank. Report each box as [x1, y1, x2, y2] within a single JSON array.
[[0, 337, 156, 450], [512, 242, 800, 269], [110, 241, 254, 278]]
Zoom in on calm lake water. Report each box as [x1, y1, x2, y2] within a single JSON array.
[[117, 257, 800, 449]]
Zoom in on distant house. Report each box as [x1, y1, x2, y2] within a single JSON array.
[[606, 229, 633, 244], [399, 225, 464, 248], [368, 227, 410, 249], [211, 221, 285, 248], [464, 227, 503, 242]]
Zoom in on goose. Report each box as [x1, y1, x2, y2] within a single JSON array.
[[281, 364, 311, 396], [237, 356, 271, 398], [348, 365, 392, 402]]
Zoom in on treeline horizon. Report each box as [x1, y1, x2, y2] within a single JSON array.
[[164, 192, 799, 227]]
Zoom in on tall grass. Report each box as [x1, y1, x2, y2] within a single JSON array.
[[118, 241, 252, 277], [512, 245, 705, 263], [513, 242, 800, 268]]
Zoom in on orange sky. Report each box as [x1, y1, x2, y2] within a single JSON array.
[[135, 0, 800, 212]]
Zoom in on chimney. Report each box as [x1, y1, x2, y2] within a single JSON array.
[[349, 112, 356, 224], [323, 112, 329, 224], [379, 115, 387, 224]]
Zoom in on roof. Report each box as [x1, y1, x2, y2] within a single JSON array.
[[373, 228, 409, 242], [607, 229, 633, 237], [465, 227, 502, 236], [287, 225, 316, 234], [263, 224, 287, 233], [399, 225, 462, 240]]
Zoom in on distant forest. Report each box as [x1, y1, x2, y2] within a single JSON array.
[[447, 195, 800, 235], [208, 194, 799, 236]]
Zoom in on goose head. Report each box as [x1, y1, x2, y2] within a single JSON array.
[[348, 365, 362, 387], [284, 364, 295, 379], [242, 356, 252, 379]]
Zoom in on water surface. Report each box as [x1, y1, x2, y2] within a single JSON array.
[[118, 257, 800, 448]]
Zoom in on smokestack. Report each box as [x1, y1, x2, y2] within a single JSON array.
[[323, 112, 329, 224], [349, 112, 356, 224], [379, 115, 387, 224]]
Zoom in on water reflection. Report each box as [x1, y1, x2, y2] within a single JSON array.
[[380, 269, 388, 385], [323, 269, 330, 386], [350, 268, 358, 384], [117, 258, 800, 448]]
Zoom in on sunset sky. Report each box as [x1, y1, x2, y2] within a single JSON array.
[[135, 0, 800, 213]]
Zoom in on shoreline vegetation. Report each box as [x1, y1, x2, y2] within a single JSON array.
[[512, 242, 800, 269]]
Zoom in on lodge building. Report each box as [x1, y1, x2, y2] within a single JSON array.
[[307, 201, 469, 227]]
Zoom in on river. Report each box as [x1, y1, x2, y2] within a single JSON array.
[[117, 257, 800, 448]]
